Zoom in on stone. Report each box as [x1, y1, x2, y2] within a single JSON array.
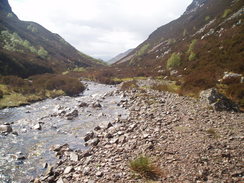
[[65, 109, 78, 120], [106, 122, 113, 129], [92, 102, 102, 108], [0, 124, 13, 133], [89, 138, 100, 146], [83, 167, 91, 176], [96, 171, 103, 177], [33, 123, 42, 130], [57, 177, 65, 183], [43, 162, 48, 169], [79, 102, 88, 107], [33, 178, 41, 183], [84, 131, 94, 142], [45, 166, 54, 176], [200, 88, 239, 112], [70, 152, 79, 161], [94, 126, 101, 131], [64, 166, 73, 174]]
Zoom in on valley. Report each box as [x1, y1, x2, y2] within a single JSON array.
[[0, 0, 243, 182]]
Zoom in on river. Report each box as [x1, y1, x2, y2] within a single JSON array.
[[0, 82, 128, 183]]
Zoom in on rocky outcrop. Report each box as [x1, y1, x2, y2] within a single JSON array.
[[200, 88, 240, 112]]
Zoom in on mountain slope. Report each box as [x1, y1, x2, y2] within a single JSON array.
[[113, 0, 243, 107], [0, 0, 103, 77], [107, 49, 133, 64]]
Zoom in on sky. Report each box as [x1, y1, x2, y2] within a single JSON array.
[[9, 0, 192, 61]]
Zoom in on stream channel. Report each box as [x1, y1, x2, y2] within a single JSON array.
[[0, 81, 128, 183]]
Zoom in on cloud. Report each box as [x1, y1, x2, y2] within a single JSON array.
[[9, 0, 192, 60]]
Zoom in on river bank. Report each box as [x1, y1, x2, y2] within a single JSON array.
[[34, 84, 244, 183]]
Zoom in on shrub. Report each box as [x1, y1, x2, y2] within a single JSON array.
[[129, 155, 162, 180], [188, 51, 196, 61], [166, 52, 181, 69], [120, 80, 138, 91], [37, 47, 48, 59], [137, 43, 150, 56], [205, 16, 210, 21], [187, 39, 197, 54], [222, 9, 232, 18], [32, 74, 85, 96]]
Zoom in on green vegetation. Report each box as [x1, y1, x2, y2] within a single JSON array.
[[27, 24, 38, 33], [222, 9, 232, 18], [7, 13, 14, 18], [120, 80, 139, 91], [206, 128, 219, 138], [0, 74, 85, 108], [151, 81, 181, 93], [0, 30, 48, 57], [187, 39, 197, 61], [137, 43, 150, 56], [37, 46, 48, 58], [166, 52, 181, 69], [205, 16, 210, 21], [130, 155, 162, 180], [113, 77, 147, 82], [73, 67, 86, 72], [187, 39, 197, 54], [188, 51, 196, 61]]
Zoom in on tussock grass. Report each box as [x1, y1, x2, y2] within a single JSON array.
[[129, 155, 163, 180]]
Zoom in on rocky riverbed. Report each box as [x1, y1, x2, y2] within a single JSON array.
[[34, 82, 244, 183], [0, 82, 129, 183]]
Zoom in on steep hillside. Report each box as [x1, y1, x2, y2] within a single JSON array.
[[0, 0, 103, 77], [108, 48, 133, 64], [113, 0, 243, 107]]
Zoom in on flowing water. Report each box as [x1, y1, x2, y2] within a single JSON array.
[[0, 82, 128, 183]]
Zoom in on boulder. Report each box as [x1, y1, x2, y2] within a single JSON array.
[[220, 72, 242, 84], [200, 88, 239, 112], [0, 124, 13, 133]]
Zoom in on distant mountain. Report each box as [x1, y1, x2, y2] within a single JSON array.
[[107, 49, 133, 64], [0, 0, 104, 77]]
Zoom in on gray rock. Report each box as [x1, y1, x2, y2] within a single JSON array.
[[200, 88, 239, 112], [33, 123, 42, 130], [84, 131, 94, 142], [83, 167, 91, 176], [65, 109, 78, 120], [89, 138, 100, 146], [0, 124, 13, 133], [92, 102, 102, 108], [96, 171, 103, 177], [56, 177, 65, 183], [70, 152, 79, 161], [79, 102, 88, 107], [94, 126, 101, 131], [64, 166, 73, 174]]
